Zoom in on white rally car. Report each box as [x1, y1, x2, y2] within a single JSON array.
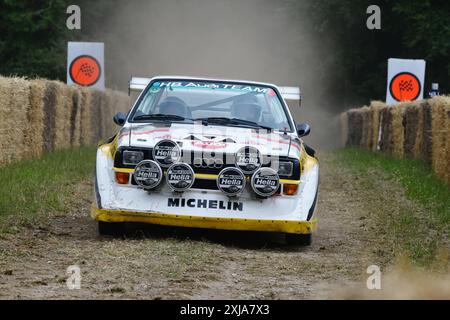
[[92, 76, 319, 245]]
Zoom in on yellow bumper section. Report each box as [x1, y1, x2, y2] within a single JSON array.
[[91, 207, 317, 234]]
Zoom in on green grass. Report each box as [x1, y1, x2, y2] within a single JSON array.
[[336, 148, 450, 268], [0, 147, 96, 222]]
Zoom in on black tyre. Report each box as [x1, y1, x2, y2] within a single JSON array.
[[285, 233, 312, 246], [98, 221, 125, 237]]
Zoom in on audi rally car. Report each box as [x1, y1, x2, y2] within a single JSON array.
[[92, 76, 319, 245]]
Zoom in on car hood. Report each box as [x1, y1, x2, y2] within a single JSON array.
[[117, 123, 300, 158]]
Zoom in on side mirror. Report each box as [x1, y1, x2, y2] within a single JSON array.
[[296, 123, 311, 137], [113, 112, 127, 126]]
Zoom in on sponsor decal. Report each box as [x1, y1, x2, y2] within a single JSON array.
[[134, 160, 163, 190], [217, 167, 246, 197], [151, 81, 268, 93], [152, 139, 181, 167], [251, 168, 280, 197], [168, 198, 243, 211], [166, 163, 195, 192], [235, 146, 262, 174], [191, 140, 227, 149]]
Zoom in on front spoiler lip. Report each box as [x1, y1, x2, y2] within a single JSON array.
[[91, 207, 317, 235]]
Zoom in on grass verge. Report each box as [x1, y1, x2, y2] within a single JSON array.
[[0, 147, 96, 226], [336, 148, 449, 269]]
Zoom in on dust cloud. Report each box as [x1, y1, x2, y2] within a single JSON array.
[[87, 0, 340, 149]]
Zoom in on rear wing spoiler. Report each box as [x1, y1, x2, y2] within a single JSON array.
[[278, 86, 301, 101], [129, 77, 301, 103], [129, 77, 151, 95]]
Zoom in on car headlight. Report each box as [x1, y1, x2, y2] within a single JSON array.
[[278, 161, 293, 176], [123, 150, 144, 165]]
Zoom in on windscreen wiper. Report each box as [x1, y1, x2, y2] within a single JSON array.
[[133, 114, 191, 122], [195, 117, 273, 131]]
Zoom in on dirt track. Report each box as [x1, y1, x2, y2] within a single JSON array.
[[0, 152, 411, 299]]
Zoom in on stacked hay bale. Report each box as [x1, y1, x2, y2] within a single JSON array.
[[446, 102, 450, 183], [391, 103, 407, 157], [346, 108, 364, 147], [360, 106, 372, 149], [403, 102, 421, 158], [368, 101, 384, 151], [339, 112, 349, 147], [378, 106, 394, 154], [341, 96, 450, 183], [430, 96, 450, 183], [0, 76, 130, 166], [27, 79, 46, 158], [0, 77, 31, 164], [420, 100, 433, 165], [79, 87, 93, 146]]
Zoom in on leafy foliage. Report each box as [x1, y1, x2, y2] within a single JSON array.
[[0, 0, 448, 107], [0, 0, 71, 80], [295, 0, 450, 107]]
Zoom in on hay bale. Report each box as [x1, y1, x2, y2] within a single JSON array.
[[445, 102, 450, 183], [79, 87, 93, 146], [42, 81, 59, 152], [402, 103, 420, 158], [340, 112, 349, 147], [346, 109, 364, 147], [90, 90, 104, 144], [68, 87, 82, 148], [369, 101, 385, 151], [26, 79, 46, 158], [391, 103, 406, 157], [0, 75, 131, 165], [0, 77, 31, 163], [0, 76, 14, 165], [379, 106, 394, 153], [429, 96, 448, 180], [359, 106, 371, 149], [420, 101, 433, 165], [54, 82, 73, 150], [413, 102, 424, 159]]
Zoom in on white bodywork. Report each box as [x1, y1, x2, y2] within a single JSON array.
[[95, 76, 318, 229]]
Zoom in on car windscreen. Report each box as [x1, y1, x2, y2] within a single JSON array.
[[130, 80, 293, 131]]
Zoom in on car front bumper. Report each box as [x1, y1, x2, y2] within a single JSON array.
[[91, 206, 317, 234]]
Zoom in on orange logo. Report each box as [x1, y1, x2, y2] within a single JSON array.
[[389, 72, 421, 102], [69, 55, 101, 86]]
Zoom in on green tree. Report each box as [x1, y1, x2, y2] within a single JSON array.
[[0, 0, 70, 80], [295, 0, 450, 108]]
